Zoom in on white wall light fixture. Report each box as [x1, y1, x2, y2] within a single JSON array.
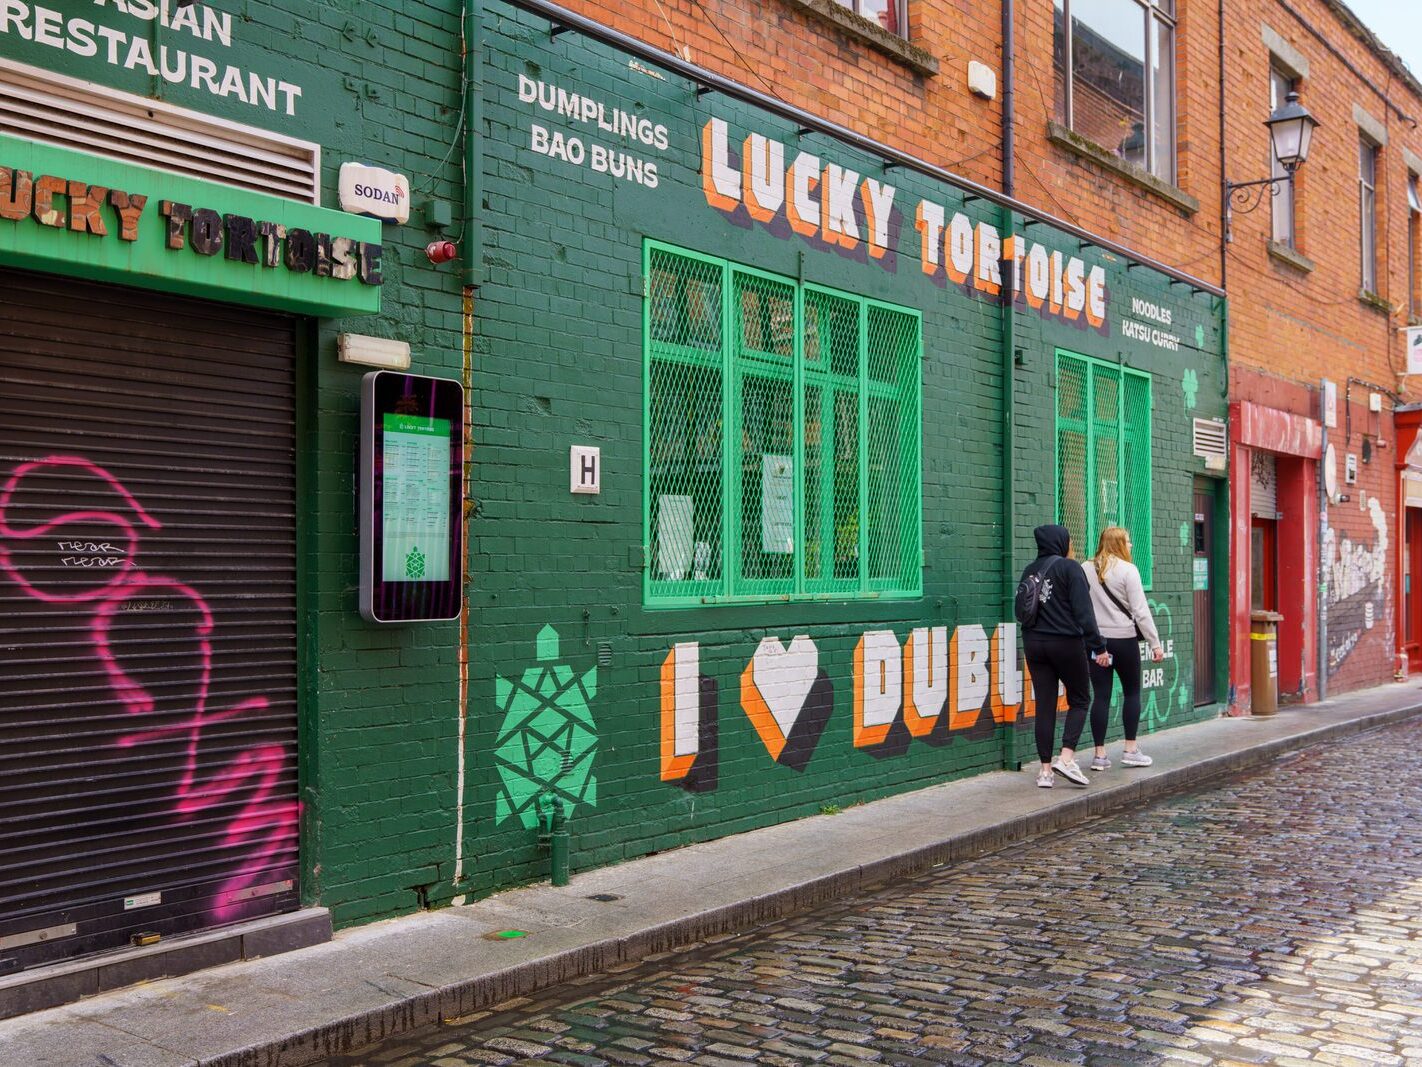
[[338, 333, 412, 371]]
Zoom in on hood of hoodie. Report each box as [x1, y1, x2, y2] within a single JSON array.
[[1034, 524, 1071, 559]]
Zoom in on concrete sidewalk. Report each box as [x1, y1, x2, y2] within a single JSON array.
[[5, 683, 1422, 1067]]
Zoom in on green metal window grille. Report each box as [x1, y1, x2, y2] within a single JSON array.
[[1054, 350, 1153, 586], [644, 241, 922, 605]]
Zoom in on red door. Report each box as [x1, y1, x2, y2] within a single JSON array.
[[1406, 511, 1422, 672], [1251, 517, 1278, 613]]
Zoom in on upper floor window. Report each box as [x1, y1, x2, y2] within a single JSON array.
[[1359, 137, 1379, 294], [833, 0, 904, 36], [1409, 174, 1421, 320], [1053, 0, 1176, 183], [1270, 66, 1297, 247]]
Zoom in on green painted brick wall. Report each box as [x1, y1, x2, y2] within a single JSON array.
[[460, 1, 1229, 901], [2, 0, 472, 926], [292, 1, 468, 925], [6, 0, 1227, 927]]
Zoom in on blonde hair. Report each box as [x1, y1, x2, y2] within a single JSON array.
[[1093, 526, 1132, 581]]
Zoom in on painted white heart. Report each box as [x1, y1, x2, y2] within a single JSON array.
[[747, 635, 819, 741]]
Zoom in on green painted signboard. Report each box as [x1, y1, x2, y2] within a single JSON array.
[[0, 133, 382, 315], [0, 1, 344, 140]]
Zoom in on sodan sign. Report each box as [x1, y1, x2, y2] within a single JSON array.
[[0, 133, 381, 316], [339, 162, 410, 225]]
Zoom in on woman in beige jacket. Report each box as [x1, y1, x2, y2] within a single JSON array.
[[1083, 526, 1164, 771]]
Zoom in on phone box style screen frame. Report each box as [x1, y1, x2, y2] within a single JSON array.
[[359, 371, 465, 622]]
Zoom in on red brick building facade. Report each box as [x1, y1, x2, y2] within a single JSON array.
[[555, 0, 1421, 710], [1218, 0, 1422, 708]]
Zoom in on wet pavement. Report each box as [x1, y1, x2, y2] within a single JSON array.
[[340, 719, 1422, 1066]]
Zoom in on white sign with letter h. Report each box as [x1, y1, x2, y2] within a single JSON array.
[[571, 446, 601, 494]]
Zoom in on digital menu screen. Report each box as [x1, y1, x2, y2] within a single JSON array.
[[360, 371, 464, 622]]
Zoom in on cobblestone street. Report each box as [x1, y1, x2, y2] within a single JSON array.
[[330, 720, 1422, 1067]]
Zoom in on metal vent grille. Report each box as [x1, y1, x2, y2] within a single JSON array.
[[0, 58, 320, 205], [1192, 418, 1227, 459]]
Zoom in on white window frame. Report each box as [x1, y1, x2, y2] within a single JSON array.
[[1360, 136, 1379, 294], [832, 0, 909, 38], [1055, 0, 1177, 184], [1408, 173, 1421, 320], [1270, 66, 1297, 248]]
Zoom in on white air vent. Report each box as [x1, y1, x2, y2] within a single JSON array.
[[1192, 418, 1227, 461], [0, 58, 320, 204]]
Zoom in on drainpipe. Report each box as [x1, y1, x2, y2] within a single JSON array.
[[462, 0, 485, 290], [1000, 204, 1018, 768], [1001, 0, 1015, 199], [997, 0, 1018, 769], [1318, 418, 1329, 701], [453, 0, 484, 897], [1217, 0, 1228, 289]]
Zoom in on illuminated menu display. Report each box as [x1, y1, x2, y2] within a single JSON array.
[[381, 413, 452, 583], [359, 371, 464, 622]]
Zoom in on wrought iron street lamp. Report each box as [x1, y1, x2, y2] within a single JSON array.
[[1224, 91, 1320, 241]]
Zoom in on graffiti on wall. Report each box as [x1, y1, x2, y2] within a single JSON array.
[[1323, 496, 1389, 675], [493, 625, 600, 828], [0, 455, 297, 922], [661, 622, 1031, 786], [661, 615, 1190, 786], [1140, 600, 1189, 731]]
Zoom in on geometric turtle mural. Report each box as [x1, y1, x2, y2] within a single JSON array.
[[493, 624, 599, 829]]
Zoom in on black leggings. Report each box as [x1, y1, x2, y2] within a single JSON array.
[[1025, 634, 1092, 764], [1088, 636, 1143, 746]]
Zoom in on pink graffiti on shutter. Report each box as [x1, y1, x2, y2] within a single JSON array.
[[0, 455, 297, 923]]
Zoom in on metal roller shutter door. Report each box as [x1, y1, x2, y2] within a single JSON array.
[[0, 268, 299, 969]]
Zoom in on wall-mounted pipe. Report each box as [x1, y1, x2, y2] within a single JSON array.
[[1001, 0, 1015, 199], [462, 0, 485, 289], [999, 205, 1018, 770]]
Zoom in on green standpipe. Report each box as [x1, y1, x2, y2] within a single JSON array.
[[549, 801, 570, 887], [537, 792, 571, 887]]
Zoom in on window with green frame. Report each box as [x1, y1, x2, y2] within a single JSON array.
[[1055, 350, 1153, 585], [644, 241, 923, 605]]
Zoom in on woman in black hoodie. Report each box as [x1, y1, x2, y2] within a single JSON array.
[[1020, 524, 1110, 788]]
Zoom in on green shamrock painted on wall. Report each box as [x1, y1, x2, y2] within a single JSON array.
[[493, 625, 599, 830], [1195, 324, 1206, 348], [1182, 369, 1199, 410]]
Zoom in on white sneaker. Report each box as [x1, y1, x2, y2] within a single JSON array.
[[1121, 749, 1153, 767], [1090, 754, 1111, 772], [1036, 770, 1054, 788], [1051, 757, 1090, 786]]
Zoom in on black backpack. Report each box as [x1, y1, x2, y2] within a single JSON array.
[[1014, 556, 1061, 628]]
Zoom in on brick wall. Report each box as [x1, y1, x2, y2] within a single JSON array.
[[1220, 0, 1421, 698], [461, 0, 1226, 900], [296, 1, 469, 924]]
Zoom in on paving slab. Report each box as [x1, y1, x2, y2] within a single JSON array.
[[1, 681, 1419, 1067]]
